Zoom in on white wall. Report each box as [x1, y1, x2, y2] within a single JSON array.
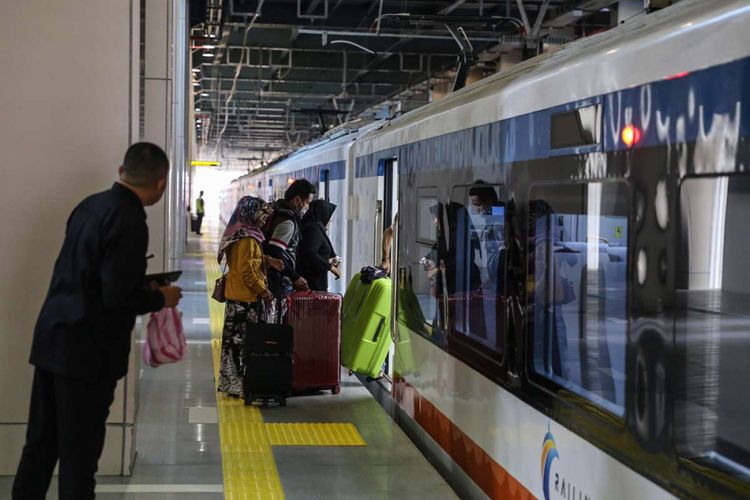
[[0, 0, 142, 475]]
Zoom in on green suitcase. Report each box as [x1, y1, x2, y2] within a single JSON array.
[[341, 273, 393, 378]]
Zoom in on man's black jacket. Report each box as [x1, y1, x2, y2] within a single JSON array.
[[30, 183, 165, 380], [264, 200, 302, 297]]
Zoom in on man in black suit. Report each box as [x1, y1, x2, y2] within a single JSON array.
[[12, 142, 183, 500]]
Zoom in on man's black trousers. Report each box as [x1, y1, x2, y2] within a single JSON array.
[[195, 213, 204, 234], [12, 368, 118, 500]]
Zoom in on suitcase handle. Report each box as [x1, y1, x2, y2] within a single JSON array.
[[372, 317, 385, 343]]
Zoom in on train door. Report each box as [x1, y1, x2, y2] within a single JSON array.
[[375, 158, 398, 257], [377, 157, 399, 381], [673, 173, 750, 484]]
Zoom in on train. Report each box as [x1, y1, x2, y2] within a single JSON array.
[[219, 0, 750, 498]]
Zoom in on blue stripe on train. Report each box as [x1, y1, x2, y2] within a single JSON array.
[[268, 160, 346, 187], [354, 55, 750, 177]]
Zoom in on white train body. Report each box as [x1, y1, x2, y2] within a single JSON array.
[[222, 1, 750, 497]]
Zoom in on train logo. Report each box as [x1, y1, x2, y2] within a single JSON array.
[[541, 423, 560, 500]]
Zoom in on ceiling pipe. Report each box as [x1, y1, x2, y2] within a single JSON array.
[[298, 27, 506, 43], [439, 0, 469, 15]]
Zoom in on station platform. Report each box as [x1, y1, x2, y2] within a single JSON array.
[[0, 226, 458, 499]]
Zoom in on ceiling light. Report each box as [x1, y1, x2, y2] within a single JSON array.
[[195, 108, 201, 112], [202, 53, 214, 58], [203, 45, 216, 49], [191, 68, 200, 73], [201, 93, 209, 97]]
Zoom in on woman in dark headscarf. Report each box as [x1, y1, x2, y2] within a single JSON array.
[[297, 199, 340, 292], [217, 196, 281, 397]]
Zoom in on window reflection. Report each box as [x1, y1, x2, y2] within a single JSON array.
[[676, 175, 750, 475], [447, 182, 506, 355], [528, 182, 629, 416], [399, 188, 441, 339], [551, 104, 601, 149]]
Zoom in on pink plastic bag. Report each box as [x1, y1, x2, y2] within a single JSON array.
[[143, 307, 187, 367]]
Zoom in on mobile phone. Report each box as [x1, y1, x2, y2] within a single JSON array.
[[145, 271, 182, 286]]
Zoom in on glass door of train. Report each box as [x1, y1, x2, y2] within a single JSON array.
[[377, 158, 398, 383]]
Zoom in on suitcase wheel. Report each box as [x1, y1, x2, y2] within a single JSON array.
[[331, 386, 341, 395]]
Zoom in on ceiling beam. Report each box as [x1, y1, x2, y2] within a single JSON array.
[[439, 0, 469, 15], [543, 0, 617, 28]]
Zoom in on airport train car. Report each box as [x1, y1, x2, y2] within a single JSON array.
[[219, 120, 382, 294], [223, 0, 750, 497]]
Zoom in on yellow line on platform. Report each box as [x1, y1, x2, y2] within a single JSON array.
[[200, 233, 366, 499], [266, 423, 366, 446], [203, 249, 286, 500]]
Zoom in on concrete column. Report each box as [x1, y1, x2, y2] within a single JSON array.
[[169, 0, 189, 267], [142, 0, 189, 273], [142, 0, 172, 273], [0, 0, 141, 475]]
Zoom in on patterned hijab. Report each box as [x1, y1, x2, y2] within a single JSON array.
[[218, 196, 274, 264]]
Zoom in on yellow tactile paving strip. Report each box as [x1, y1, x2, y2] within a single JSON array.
[[266, 423, 367, 446], [203, 250, 286, 500], [201, 246, 365, 500]]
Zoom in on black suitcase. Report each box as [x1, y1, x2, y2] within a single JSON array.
[[243, 302, 293, 407], [190, 215, 199, 233]]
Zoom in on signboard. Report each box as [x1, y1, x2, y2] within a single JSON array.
[[191, 160, 221, 167]]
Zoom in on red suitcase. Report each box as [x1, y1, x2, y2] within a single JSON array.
[[286, 291, 342, 394]]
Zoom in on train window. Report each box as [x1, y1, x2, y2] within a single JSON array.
[[409, 188, 440, 334], [446, 182, 506, 355], [319, 169, 330, 202], [675, 175, 750, 476], [528, 181, 629, 416], [551, 104, 601, 149], [417, 195, 438, 245]]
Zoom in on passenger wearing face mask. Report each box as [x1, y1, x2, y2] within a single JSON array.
[[264, 179, 317, 299], [298, 199, 340, 292], [469, 181, 504, 293]]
